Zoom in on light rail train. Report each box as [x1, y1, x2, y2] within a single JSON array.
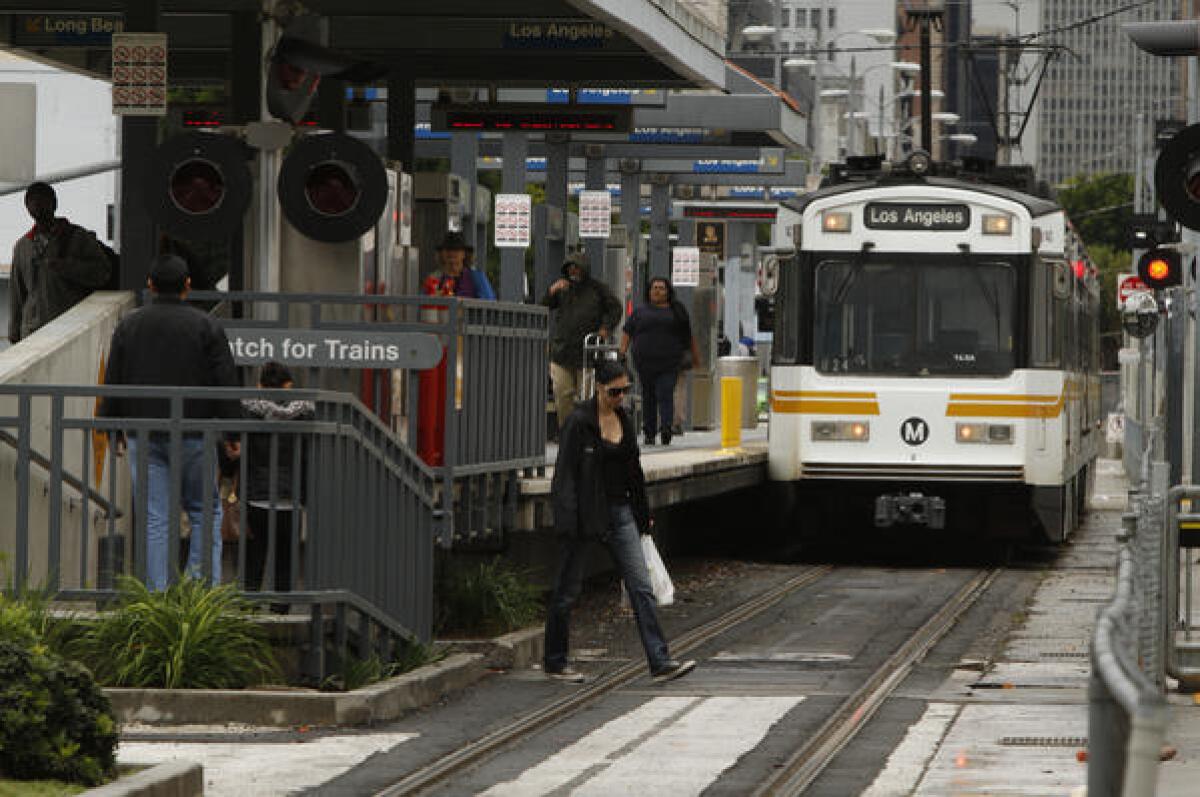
[[768, 154, 1100, 542]]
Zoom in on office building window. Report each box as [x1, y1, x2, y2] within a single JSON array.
[[811, 10, 820, 30], [828, 9, 836, 28], [782, 8, 791, 27]]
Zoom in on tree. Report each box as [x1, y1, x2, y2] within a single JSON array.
[[1056, 172, 1134, 251]]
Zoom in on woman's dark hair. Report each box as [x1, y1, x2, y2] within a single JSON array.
[[644, 276, 676, 305], [259, 361, 294, 388], [594, 359, 630, 386]]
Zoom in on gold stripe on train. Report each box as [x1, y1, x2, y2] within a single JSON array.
[[945, 401, 1063, 419], [772, 399, 881, 415], [947, 393, 1060, 403]]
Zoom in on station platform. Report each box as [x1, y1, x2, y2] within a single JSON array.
[[514, 424, 769, 531], [861, 458, 1200, 796]]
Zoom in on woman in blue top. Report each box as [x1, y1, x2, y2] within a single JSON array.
[[620, 277, 701, 446]]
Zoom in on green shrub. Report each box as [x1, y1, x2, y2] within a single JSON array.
[[73, 576, 278, 689], [320, 639, 444, 692], [437, 558, 543, 636], [0, 642, 117, 786], [0, 600, 37, 649]]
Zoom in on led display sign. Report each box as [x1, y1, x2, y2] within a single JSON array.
[[683, 205, 778, 221], [430, 103, 633, 133]]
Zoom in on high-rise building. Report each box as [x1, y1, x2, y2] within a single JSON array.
[[1037, 0, 1183, 186]]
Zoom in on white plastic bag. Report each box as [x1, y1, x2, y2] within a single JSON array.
[[622, 534, 675, 608]]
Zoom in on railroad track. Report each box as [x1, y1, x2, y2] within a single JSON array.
[[754, 566, 1002, 796], [374, 564, 835, 797]]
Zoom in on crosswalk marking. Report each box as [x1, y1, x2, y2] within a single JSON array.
[[483, 696, 802, 796], [118, 732, 416, 796], [860, 703, 959, 797]]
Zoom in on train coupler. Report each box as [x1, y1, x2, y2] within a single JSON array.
[[874, 492, 946, 530]]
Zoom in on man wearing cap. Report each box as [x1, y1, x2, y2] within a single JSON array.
[[8, 182, 111, 344], [542, 253, 622, 430], [422, 231, 495, 299], [99, 254, 240, 590]]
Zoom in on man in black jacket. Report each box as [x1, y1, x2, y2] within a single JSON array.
[[100, 254, 240, 590], [541, 253, 622, 432], [8, 182, 110, 343]]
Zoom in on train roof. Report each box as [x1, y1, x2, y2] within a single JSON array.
[[782, 176, 1061, 219]]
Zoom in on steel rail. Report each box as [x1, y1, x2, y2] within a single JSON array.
[[753, 567, 1002, 796], [375, 564, 835, 797]]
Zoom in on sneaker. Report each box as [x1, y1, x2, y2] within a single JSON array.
[[651, 659, 695, 684], [545, 666, 586, 683], [661, 429, 672, 446], [644, 432, 656, 447]]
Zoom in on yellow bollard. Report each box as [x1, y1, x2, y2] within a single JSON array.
[[721, 376, 742, 449]]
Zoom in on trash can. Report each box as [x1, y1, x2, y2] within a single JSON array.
[[716, 356, 759, 429]]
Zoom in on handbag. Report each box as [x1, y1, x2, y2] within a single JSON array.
[[641, 535, 675, 606], [621, 535, 676, 608], [220, 476, 241, 542]]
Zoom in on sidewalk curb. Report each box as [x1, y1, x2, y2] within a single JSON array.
[[106, 626, 544, 728], [82, 761, 203, 797]]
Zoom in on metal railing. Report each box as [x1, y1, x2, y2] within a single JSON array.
[[1, 383, 439, 679], [192, 290, 549, 547], [1088, 443, 1170, 796]]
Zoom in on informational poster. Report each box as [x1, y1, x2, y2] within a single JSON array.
[[697, 221, 725, 257], [579, 190, 612, 238], [672, 246, 701, 287], [112, 32, 167, 116], [494, 193, 532, 248]]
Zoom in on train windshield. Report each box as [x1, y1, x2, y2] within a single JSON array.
[[814, 258, 1016, 376]]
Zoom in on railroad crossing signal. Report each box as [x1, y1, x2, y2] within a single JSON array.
[[1137, 248, 1183, 290]]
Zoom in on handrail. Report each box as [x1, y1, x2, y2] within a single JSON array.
[[0, 428, 122, 518]]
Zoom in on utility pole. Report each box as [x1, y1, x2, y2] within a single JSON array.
[[906, 4, 943, 154]]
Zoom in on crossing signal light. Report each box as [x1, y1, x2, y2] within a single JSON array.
[[267, 15, 386, 125], [143, 132, 253, 241], [1137, 248, 1183, 289], [1155, 122, 1200, 232], [277, 131, 388, 243]]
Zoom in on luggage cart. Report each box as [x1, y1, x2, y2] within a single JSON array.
[[578, 332, 620, 401]]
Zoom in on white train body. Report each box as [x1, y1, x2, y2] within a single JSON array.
[[768, 175, 1100, 541]]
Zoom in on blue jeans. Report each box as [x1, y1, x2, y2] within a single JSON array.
[[637, 367, 678, 439], [127, 435, 222, 591], [544, 504, 671, 673]]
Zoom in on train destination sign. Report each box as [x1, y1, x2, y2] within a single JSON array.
[[224, 330, 442, 369], [864, 203, 971, 231]]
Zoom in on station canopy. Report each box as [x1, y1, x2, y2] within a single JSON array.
[[0, 0, 727, 89]]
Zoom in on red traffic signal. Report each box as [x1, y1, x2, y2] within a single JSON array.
[[1137, 248, 1183, 289]]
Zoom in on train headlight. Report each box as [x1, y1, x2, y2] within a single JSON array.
[[956, 422, 1013, 444], [822, 211, 852, 233], [982, 214, 1013, 235], [812, 420, 870, 441]]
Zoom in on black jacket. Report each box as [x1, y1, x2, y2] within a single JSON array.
[[551, 398, 651, 538], [99, 296, 239, 420], [241, 398, 315, 503], [541, 268, 622, 369]]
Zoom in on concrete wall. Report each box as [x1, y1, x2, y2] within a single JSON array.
[[0, 51, 118, 262], [0, 291, 134, 590]]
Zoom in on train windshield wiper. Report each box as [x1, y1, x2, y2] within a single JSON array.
[[831, 242, 875, 304]]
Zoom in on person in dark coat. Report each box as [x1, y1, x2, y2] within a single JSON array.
[[620, 277, 701, 446], [543, 359, 694, 684], [98, 254, 240, 590], [8, 182, 110, 343], [541, 253, 622, 431], [240, 362, 314, 606]]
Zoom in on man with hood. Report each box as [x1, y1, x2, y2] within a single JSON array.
[[8, 182, 110, 343], [541, 252, 622, 431]]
